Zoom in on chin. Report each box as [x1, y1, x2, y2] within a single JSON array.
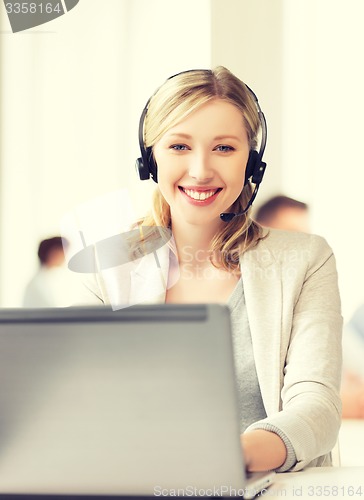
[[185, 213, 222, 227]]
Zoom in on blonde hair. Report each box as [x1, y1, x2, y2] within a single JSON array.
[[139, 66, 264, 271]]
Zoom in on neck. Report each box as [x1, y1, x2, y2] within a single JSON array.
[[170, 217, 223, 267]]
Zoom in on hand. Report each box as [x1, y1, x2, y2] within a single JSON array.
[[241, 430, 287, 472]]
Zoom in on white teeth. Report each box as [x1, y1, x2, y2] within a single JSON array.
[[183, 189, 217, 200]]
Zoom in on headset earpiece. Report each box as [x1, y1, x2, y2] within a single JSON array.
[[252, 160, 266, 185], [147, 148, 158, 182], [244, 150, 256, 185], [244, 150, 266, 186], [135, 147, 158, 182], [136, 99, 159, 182], [135, 157, 150, 180]]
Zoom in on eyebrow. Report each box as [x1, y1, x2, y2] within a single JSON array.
[[214, 135, 242, 141]]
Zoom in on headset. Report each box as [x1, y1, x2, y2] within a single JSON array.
[[135, 70, 267, 222]]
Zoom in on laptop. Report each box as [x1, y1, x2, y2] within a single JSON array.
[[0, 304, 275, 498]]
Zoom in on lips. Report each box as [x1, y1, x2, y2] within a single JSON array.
[[178, 186, 222, 205]]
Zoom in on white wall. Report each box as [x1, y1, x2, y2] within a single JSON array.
[[211, 0, 285, 201], [281, 0, 364, 318]]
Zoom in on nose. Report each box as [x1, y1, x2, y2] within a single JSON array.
[[188, 151, 214, 181]]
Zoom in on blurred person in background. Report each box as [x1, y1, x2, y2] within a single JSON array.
[[23, 236, 79, 307], [254, 195, 310, 232], [255, 195, 364, 418]]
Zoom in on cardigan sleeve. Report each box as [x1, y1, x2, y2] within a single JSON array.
[[246, 234, 343, 471]]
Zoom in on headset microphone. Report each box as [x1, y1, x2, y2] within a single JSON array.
[[220, 186, 261, 222], [220, 160, 266, 222]]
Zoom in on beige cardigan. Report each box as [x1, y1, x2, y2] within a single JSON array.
[[80, 228, 343, 472]]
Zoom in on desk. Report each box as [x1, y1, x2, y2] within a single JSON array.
[[267, 467, 364, 499], [0, 468, 363, 499]]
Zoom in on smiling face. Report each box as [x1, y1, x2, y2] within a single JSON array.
[[152, 98, 250, 229]]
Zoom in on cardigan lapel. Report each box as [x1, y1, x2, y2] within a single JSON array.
[[240, 237, 283, 416]]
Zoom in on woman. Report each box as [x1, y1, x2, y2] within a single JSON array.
[[82, 67, 342, 473]]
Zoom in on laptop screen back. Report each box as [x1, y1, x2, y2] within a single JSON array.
[[0, 304, 246, 495]]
